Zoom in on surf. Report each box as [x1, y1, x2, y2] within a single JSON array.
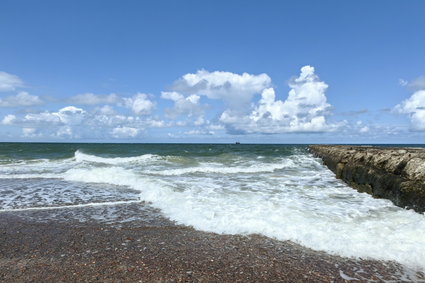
[[1, 144, 425, 271], [62, 157, 425, 271]]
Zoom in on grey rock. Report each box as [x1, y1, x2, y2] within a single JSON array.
[[309, 145, 425, 213]]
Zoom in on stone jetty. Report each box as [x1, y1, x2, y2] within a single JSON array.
[[309, 145, 425, 213]]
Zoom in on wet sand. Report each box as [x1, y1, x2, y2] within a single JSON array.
[[1, 204, 424, 282]]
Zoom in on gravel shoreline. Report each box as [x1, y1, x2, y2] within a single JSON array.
[[1, 205, 424, 282]]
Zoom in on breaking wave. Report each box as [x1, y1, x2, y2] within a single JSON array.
[[62, 158, 425, 270], [74, 150, 159, 165], [2, 144, 425, 271]]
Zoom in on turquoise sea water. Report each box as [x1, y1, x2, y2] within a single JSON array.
[[1, 143, 425, 271]]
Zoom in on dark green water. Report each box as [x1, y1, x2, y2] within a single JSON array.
[[0, 142, 423, 160], [0, 143, 308, 160]]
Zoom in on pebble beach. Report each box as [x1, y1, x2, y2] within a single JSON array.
[[1, 203, 424, 282]]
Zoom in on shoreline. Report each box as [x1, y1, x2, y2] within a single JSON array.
[[1, 205, 424, 282]]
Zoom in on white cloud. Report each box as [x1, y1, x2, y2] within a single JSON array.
[[2, 104, 165, 139], [207, 123, 225, 131], [6, 106, 86, 127], [175, 121, 187, 126], [219, 66, 340, 133], [146, 119, 165, 128], [194, 116, 205, 126], [69, 92, 155, 115], [359, 126, 370, 133], [0, 92, 43, 107], [94, 105, 116, 115], [22, 128, 38, 137], [56, 106, 87, 125], [2, 114, 17, 125], [23, 112, 62, 125], [394, 90, 425, 113], [123, 93, 155, 115], [0, 71, 24, 92], [401, 76, 425, 91], [171, 70, 271, 110], [56, 126, 73, 138], [111, 126, 139, 138], [394, 90, 425, 130], [161, 91, 205, 118], [161, 91, 182, 101], [410, 110, 425, 130], [0, 67, 365, 140], [69, 93, 119, 105], [355, 121, 370, 133], [184, 129, 214, 135]]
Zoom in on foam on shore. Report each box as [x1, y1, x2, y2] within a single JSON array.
[[2, 148, 425, 271]]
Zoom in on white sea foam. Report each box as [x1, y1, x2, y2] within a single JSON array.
[[60, 158, 425, 271], [0, 157, 76, 177], [0, 200, 140, 212], [2, 148, 425, 271], [148, 160, 293, 175], [0, 173, 63, 179], [74, 150, 159, 165]]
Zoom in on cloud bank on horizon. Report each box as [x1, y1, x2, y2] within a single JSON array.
[[0, 66, 424, 142]]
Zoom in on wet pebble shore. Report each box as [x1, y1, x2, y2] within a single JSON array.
[[1, 208, 424, 282]]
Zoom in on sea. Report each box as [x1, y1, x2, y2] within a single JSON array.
[[1, 143, 425, 272]]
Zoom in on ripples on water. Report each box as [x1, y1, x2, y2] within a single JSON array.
[[1, 143, 425, 273]]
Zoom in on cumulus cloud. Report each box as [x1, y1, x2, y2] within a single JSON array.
[[2, 106, 87, 134], [123, 93, 155, 115], [69, 93, 120, 105], [394, 90, 425, 130], [56, 106, 87, 125], [219, 66, 340, 134], [161, 91, 205, 118], [111, 126, 139, 138], [0, 71, 24, 92], [2, 104, 165, 139], [171, 70, 271, 110], [0, 92, 43, 107], [2, 114, 17, 125], [2, 106, 87, 138], [68, 92, 156, 116], [19, 106, 87, 126], [0, 67, 361, 139]]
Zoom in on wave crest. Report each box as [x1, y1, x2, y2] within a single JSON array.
[[74, 150, 159, 165], [150, 160, 293, 175]]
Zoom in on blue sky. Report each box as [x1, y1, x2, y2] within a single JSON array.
[[1, 0, 425, 143]]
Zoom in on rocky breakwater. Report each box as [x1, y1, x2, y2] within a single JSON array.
[[309, 145, 425, 213]]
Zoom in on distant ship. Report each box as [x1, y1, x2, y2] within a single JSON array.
[[235, 141, 241, 144]]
